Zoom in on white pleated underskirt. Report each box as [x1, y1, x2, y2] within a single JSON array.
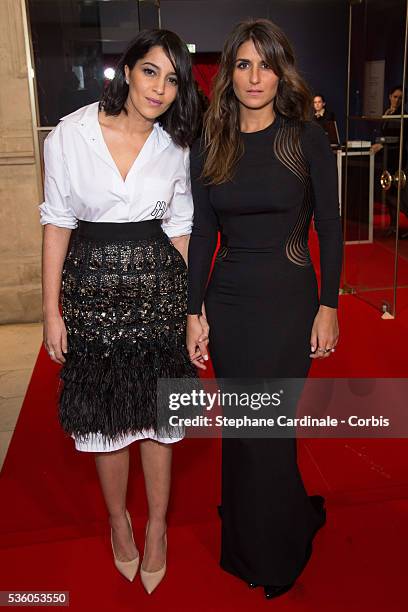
[[72, 429, 183, 452]]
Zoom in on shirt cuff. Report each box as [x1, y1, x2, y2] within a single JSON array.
[[161, 222, 192, 238], [39, 203, 78, 229]]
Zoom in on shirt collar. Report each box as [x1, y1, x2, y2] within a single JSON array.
[[65, 102, 173, 179], [64, 101, 172, 145]]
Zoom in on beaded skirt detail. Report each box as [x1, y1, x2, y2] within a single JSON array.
[[59, 221, 195, 446]]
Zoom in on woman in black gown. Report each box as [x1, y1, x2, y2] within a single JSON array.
[[186, 19, 343, 599]]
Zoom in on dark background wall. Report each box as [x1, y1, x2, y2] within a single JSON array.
[[160, 0, 349, 138], [350, 0, 406, 114]]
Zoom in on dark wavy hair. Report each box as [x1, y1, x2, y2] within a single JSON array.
[[99, 29, 200, 147], [389, 84, 403, 96], [203, 19, 313, 184]]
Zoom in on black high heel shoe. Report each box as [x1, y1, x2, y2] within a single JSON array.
[[248, 581, 295, 599], [248, 497, 326, 599], [264, 582, 295, 599]]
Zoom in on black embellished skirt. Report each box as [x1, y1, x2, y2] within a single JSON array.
[[59, 220, 195, 451]]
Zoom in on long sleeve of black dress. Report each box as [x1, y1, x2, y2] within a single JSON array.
[[301, 121, 343, 308], [187, 138, 219, 314], [187, 119, 343, 314]]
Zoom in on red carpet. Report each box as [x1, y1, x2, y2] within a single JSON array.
[[1, 237, 408, 610], [341, 205, 408, 316]]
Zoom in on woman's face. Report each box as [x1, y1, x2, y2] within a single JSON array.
[[232, 39, 279, 111], [389, 89, 402, 112], [124, 45, 179, 120], [313, 96, 325, 112]]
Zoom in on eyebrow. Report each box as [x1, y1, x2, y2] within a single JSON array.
[[235, 57, 267, 63], [141, 61, 177, 76]]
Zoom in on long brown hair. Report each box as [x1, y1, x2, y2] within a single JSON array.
[[203, 19, 313, 184]]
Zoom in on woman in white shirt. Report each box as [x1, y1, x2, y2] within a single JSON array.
[[40, 29, 203, 593]]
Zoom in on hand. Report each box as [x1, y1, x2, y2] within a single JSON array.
[[309, 305, 339, 359], [43, 313, 68, 364], [370, 143, 383, 154], [187, 314, 209, 370], [199, 308, 210, 341]]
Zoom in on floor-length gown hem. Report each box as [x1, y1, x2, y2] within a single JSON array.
[[218, 495, 326, 585]]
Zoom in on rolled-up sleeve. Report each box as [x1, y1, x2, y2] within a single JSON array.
[[39, 123, 77, 229], [161, 147, 193, 238]]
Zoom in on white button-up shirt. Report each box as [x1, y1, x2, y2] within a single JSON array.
[[39, 101, 193, 238]]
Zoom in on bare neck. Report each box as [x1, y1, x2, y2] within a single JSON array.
[[239, 104, 276, 133], [101, 98, 154, 137]]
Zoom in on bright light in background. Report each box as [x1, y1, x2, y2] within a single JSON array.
[[104, 68, 115, 80]]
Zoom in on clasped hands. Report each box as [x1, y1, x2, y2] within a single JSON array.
[[186, 312, 210, 370]]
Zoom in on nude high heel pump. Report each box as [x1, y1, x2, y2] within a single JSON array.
[[111, 509, 139, 582], [140, 523, 167, 594]]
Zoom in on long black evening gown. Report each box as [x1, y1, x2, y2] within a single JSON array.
[[187, 116, 343, 586]]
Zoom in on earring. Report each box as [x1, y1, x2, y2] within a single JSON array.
[[125, 78, 129, 85]]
